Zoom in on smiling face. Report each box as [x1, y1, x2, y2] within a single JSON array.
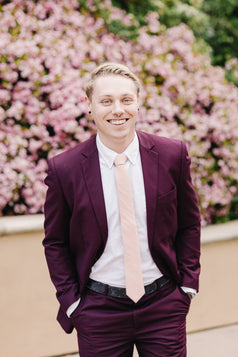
[[86, 75, 139, 153]]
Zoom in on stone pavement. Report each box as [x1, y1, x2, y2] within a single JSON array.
[[187, 323, 238, 357], [61, 323, 238, 357]]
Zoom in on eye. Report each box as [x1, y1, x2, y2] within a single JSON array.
[[123, 97, 133, 104], [101, 99, 111, 105]]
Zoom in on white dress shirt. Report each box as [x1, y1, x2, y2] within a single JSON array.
[[89, 133, 163, 286]]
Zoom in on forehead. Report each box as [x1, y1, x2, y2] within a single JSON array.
[[92, 75, 137, 97]]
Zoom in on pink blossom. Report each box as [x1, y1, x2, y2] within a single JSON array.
[[0, 0, 237, 223]]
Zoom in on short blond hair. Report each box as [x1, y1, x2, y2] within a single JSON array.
[[85, 62, 141, 101]]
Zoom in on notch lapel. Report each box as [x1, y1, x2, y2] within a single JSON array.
[[80, 142, 108, 245], [138, 133, 159, 247]]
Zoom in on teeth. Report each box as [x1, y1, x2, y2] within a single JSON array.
[[109, 119, 127, 125]]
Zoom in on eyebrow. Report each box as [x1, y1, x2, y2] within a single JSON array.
[[99, 93, 135, 98]]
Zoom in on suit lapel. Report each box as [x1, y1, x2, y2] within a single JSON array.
[[80, 139, 108, 244], [138, 132, 159, 246]]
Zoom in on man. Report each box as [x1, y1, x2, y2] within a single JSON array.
[[43, 63, 201, 356]]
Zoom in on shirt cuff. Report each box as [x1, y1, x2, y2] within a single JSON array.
[[66, 298, 81, 318], [181, 286, 197, 299]]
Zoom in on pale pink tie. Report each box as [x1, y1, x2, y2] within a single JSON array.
[[114, 153, 145, 302]]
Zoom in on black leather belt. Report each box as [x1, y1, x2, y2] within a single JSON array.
[[87, 276, 170, 299]]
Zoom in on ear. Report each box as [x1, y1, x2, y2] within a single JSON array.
[[85, 96, 92, 117], [85, 96, 91, 109], [137, 94, 140, 111]]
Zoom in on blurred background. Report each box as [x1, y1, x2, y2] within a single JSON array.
[[0, 0, 238, 356]]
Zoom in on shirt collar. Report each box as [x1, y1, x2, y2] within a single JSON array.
[[96, 133, 139, 168]]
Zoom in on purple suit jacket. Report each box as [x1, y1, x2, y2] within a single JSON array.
[[43, 131, 201, 333]]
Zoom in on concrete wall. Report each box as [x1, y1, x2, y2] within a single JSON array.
[[1, 216, 238, 357]]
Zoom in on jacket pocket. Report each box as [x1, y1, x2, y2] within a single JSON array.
[[158, 186, 177, 202]]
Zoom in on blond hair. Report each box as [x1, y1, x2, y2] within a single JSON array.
[[85, 62, 141, 100]]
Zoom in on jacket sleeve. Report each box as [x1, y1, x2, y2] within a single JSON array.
[[42, 158, 80, 313], [175, 141, 201, 291]]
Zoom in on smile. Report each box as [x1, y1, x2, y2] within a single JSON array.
[[107, 119, 129, 125]]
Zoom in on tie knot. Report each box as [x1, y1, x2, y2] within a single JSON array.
[[114, 153, 127, 166]]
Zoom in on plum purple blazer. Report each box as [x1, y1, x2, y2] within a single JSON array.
[[43, 131, 201, 333]]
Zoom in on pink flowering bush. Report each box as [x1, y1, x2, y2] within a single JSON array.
[[0, 0, 238, 224]]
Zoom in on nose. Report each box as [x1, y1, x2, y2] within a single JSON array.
[[112, 100, 124, 116]]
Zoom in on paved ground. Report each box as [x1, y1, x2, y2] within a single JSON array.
[[187, 323, 238, 357], [61, 323, 238, 357]]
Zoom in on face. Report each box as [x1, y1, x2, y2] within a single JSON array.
[[86, 75, 139, 152]]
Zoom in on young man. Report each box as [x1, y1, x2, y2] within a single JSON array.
[[43, 63, 201, 356]]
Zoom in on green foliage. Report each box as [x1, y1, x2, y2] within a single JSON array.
[[110, 0, 215, 56], [107, 20, 139, 40], [112, 0, 158, 24], [199, 0, 238, 66], [110, 0, 238, 79], [78, 0, 145, 40], [229, 196, 238, 221]]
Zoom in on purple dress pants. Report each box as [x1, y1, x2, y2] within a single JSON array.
[[70, 280, 191, 357]]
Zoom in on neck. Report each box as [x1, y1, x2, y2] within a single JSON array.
[[98, 133, 135, 153]]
